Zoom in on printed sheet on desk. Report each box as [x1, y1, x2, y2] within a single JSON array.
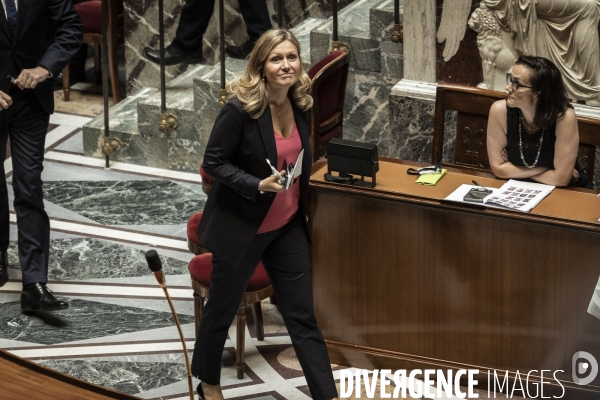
[[445, 179, 554, 213]]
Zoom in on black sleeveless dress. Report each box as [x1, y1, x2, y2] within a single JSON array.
[[505, 106, 588, 187]]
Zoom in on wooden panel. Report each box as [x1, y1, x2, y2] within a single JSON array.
[[454, 113, 490, 169], [309, 160, 600, 398], [432, 84, 505, 167]]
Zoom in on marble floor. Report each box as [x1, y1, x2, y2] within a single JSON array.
[[0, 107, 525, 400]]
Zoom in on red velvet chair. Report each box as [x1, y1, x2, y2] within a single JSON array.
[[188, 253, 273, 379], [307, 50, 350, 161], [63, 0, 124, 102]]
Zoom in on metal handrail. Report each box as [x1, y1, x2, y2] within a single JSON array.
[[218, 0, 227, 107], [101, 0, 109, 168], [100, 0, 122, 165], [157, 0, 178, 131], [331, 1, 349, 53], [391, 0, 402, 43], [278, 0, 283, 27]]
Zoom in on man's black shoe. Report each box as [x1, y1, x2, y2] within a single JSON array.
[[143, 44, 203, 66], [21, 283, 69, 312], [0, 250, 7, 287], [225, 40, 255, 59]]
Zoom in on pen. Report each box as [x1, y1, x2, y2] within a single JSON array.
[[266, 158, 279, 176]]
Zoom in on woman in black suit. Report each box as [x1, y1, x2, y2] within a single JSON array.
[[192, 30, 338, 400]]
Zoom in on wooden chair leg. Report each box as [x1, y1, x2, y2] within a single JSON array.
[[62, 64, 70, 102], [251, 302, 264, 341], [193, 294, 204, 338], [269, 295, 277, 305], [107, 31, 121, 102], [235, 305, 246, 379], [94, 44, 102, 85]]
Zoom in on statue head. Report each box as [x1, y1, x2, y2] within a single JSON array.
[[468, 9, 482, 32], [469, 6, 502, 40]]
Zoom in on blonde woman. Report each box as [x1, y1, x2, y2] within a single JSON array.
[[192, 30, 338, 400]]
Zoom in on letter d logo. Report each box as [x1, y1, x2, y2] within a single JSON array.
[[572, 351, 598, 385]]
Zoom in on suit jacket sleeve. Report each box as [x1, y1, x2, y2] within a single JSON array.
[[38, 0, 83, 77], [203, 100, 262, 202]]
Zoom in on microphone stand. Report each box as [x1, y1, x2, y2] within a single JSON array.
[[151, 268, 194, 400]]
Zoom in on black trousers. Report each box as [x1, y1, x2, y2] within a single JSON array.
[[0, 88, 50, 286], [191, 216, 338, 400], [173, 0, 272, 52]]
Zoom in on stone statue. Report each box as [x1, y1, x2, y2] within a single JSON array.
[[438, 0, 600, 106], [468, 5, 517, 90]]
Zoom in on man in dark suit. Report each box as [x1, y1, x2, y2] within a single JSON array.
[[143, 0, 272, 64], [0, 0, 82, 312]]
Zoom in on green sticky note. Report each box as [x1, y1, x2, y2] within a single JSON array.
[[415, 169, 447, 185]]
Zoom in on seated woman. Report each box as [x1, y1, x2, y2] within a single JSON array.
[[487, 56, 588, 187]]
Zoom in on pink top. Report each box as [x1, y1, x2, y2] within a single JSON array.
[[257, 123, 302, 234]]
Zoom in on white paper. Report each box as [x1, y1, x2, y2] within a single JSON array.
[[588, 277, 600, 321], [282, 149, 304, 190], [484, 179, 554, 212], [444, 179, 555, 213]]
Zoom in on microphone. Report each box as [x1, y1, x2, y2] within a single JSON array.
[[145, 250, 194, 400], [145, 250, 165, 286]]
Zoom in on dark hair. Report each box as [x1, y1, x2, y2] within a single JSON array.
[[515, 56, 571, 130]]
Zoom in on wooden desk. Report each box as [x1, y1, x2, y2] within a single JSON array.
[[0, 349, 140, 399], [308, 159, 600, 399]]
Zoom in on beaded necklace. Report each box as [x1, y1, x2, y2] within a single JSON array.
[[518, 111, 544, 169]]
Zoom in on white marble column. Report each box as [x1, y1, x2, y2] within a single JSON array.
[[402, 0, 436, 83]]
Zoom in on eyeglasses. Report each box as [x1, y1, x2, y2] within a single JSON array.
[[506, 74, 532, 91]]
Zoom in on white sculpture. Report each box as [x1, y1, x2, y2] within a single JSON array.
[[438, 0, 600, 105], [468, 5, 517, 90]]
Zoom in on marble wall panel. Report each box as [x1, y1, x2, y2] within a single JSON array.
[[343, 72, 397, 157], [311, 32, 381, 73], [388, 95, 435, 162], [138, 102, 201, 142], [370, 6, 397, 41], [309, 29, 331, 65], [381, 41, 403, 80], [193, 80, 221, 143], [168, 137, 204, 171], [83, 126, 170, 169], [125, 0, 353, 95], [442, 110, 457, 164]]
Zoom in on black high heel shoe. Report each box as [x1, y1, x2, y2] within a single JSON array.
[[196, 383, 205, 400]]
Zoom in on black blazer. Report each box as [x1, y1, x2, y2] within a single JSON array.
[[198, 97, 313, 268], [0, 0, 82, 114]]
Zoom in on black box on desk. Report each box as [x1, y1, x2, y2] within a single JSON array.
[[326, 138, 379, 187]]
